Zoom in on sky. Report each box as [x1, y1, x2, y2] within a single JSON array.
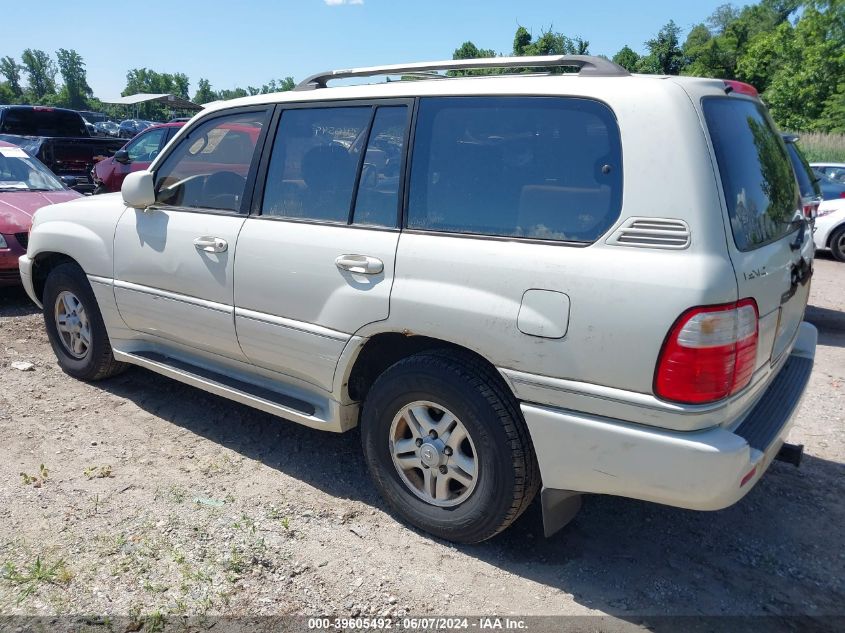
[[2, 0, 732, 100]]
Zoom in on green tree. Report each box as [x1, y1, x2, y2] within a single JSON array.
[[0, 82, 15, 104], [172, 73, 190, 99], [194, 78, 216, 104], [707, 3, 740, 34], [513, 26, 532, 56], [21, 49, 57, 101], [638, 20, 684, 75], [0, 56, 23, 99], [56, 49, 92, 109], [612, 45, 640, 72], [758, 2, 845, 130], [450, 41, 498, 76]]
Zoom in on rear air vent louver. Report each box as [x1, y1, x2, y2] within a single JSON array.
[[606, 218, 690, 249]]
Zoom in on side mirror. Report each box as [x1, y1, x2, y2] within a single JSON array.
[[60, 175, 79, 188], [122, 171, 156, 208], [114, 149, 130, 164]]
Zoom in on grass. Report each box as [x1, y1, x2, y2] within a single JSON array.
[[791, 131, 845, 163], [1, 556, 71, 604]]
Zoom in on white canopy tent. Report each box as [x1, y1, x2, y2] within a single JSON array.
[[100, 93, 203, 119]]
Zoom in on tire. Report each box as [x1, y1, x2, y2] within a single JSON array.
[[361, 349, 540, 543], [42, 262, 127, 381], [830, 226, 845, 262]]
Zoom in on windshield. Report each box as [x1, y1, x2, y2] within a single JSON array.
[[703, 98, 801, 251], [0, 146, 66, 191]]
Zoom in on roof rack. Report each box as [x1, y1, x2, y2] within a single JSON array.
[[294, 55, 630, 91]]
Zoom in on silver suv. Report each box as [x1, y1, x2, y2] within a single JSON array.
[[20, 56, 817, 543]]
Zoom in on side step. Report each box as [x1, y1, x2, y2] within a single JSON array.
[[113, 349, 343, 431]]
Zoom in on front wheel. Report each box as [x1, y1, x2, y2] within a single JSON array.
[[361, 350, 540, 543], [42, 262, 127, 381], [830, 226, 845, 262]]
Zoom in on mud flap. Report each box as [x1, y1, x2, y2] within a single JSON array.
[[541, 488, 582, 537]]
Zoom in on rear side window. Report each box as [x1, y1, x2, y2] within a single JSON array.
[[703, 98, 800, 251], [407, 97, 623, 242], [261, 107, 372, 222]]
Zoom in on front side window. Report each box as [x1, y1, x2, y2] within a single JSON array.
[[154, 110, 266, 212], [127, 128, 166, 162], [262, 107, 372, 222], [407, 97, 623, 242]]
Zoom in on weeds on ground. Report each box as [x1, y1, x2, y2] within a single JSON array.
[[1, 556, 71, 604], [20, 464, 48, 487], [83, 465, 113, 479]]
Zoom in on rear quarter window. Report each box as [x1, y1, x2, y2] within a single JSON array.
[[407, 97, 623, 243], [703, 98, 800, 251]]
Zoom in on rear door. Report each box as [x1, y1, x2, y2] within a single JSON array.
[[233, 101, 411, 391], [703, 97, 814, 369]]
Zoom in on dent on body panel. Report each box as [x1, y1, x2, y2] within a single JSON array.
[[390, 279, 521, 342]]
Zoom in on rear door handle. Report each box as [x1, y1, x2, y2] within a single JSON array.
[[335, 254, 384, 275], [193, 236, 228, 253]]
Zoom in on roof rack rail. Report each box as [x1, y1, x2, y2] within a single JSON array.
[[294, 55, 630, 91]]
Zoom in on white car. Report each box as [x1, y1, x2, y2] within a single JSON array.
[[811, 161, 845, 183], [19, 56, 817, 543], [814, 199, 845, 261]]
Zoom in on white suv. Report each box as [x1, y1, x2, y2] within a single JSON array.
[[19, 56, 817, 543]]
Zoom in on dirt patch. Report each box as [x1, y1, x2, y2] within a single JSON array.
[[0, 256, 843, 625]]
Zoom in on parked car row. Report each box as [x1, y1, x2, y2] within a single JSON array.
[[0, 141, 81, 285], [15, 58, 820, 543], [0, 105, 125, 194]]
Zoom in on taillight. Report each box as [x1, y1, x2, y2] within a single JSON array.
[[803, 202, 818, 219], [655, 299, 759, 404], [840, 192, 845, 199]]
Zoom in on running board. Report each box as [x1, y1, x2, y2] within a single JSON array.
[[113, 349, 346, 432]]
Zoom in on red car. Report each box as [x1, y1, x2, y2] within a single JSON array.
[[0, 141, 81, 285], [92, 122, 184, 193]]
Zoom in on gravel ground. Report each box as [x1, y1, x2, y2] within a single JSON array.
[[0, 254, 843, 630]]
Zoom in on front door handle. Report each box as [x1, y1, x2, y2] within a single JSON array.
[[193, 236, 228, 253], [335, 254, 384, 275]]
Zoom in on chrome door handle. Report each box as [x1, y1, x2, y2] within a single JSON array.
[[193, 236, 228, 253], [335, 254, 384, 275]]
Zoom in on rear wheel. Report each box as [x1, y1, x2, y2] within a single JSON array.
[[42, 263, 127, 381], [830, 226, 845, 262], [361, 350, 540, 543]]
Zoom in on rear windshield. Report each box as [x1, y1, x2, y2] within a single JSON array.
[[703, 98, 800, 251], [0, 108, 88, 137], [784, 141, 820, 200]]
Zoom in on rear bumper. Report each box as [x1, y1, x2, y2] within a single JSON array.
[[0, 234, 26, 286], [523, 322, 817, 511]]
